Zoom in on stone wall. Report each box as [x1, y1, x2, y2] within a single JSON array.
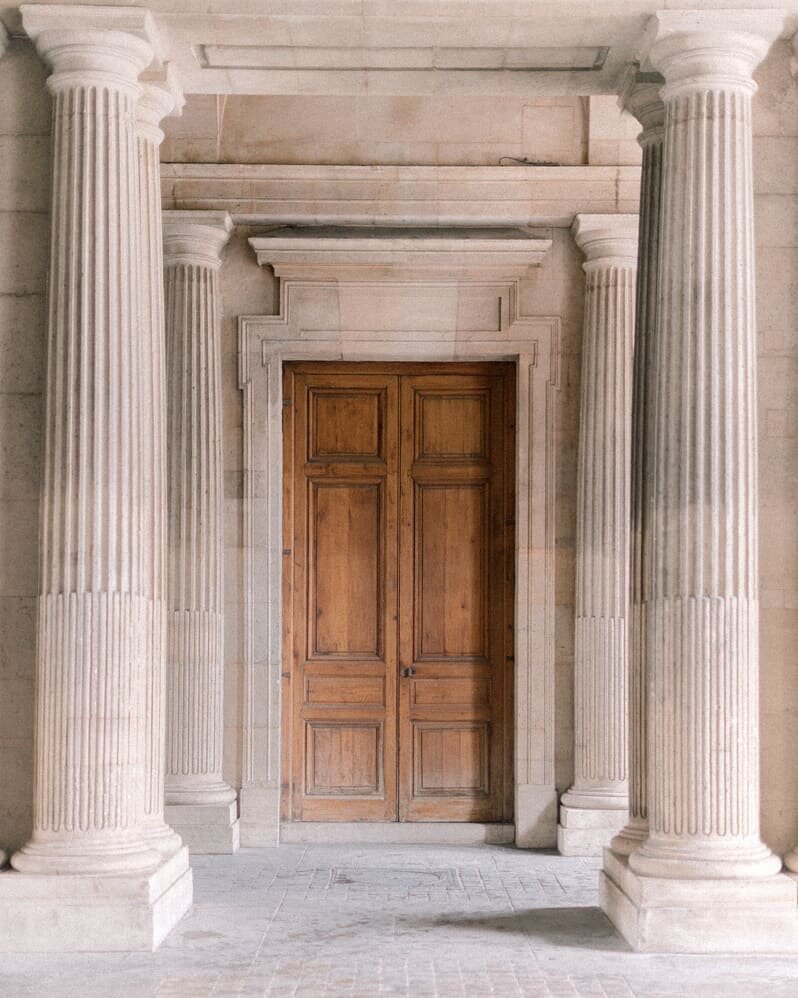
[[0, 39, 50, 852]]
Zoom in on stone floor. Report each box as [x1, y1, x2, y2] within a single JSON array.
[[5, 843, 798, 997]]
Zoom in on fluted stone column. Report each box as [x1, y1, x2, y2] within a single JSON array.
[[137, 68, 184, 858], [0, 21, 6, 872], [558, 214, 637, 856], [608, 75, 665, 860], [600, 12, 798, 954], [0, 5, 192, 953], [163, 211, 239, 854]]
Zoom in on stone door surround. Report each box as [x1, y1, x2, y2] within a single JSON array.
[[236, 225, 561, 848]]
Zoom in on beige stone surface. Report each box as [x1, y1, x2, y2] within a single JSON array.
[[0, 38, 49, 855], [162, 94, 589, 167]]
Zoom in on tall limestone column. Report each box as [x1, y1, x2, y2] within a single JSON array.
[[608, 75, 665, 859], [558, 214, 637, 856], [137, 68, 184, 858], [601, 13, 798, 953], [163, 211, 239, 853], [0, 5, 192, 952]]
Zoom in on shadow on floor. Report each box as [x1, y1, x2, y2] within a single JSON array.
[[414, 906, 629, 952]]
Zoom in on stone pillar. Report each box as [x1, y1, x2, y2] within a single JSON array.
[[0, 5, 192, 952], [601, 12, 798, 954], [608, 75, 665, 859], [0, 19, 6, 871], [163, 211, 239, 854], [137, 68, 184, 858], [558, 213, 637, 856]]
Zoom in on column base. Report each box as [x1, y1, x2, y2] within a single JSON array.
[[165, 801, 240, 854], [558, 803, 627, 856], [515, 784, 558, 848], [239, 785, 280, 847], [0, 846, 192, 952], [600, 848, 798, 953]]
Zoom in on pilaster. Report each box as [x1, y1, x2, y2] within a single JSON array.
[[0, 4, 192, 952], [558, 213, 637, 857], [163, 210, 239, 854], [600, 12, 798, 953]]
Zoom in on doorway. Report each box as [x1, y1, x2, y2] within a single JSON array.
[[282, 362, 515, 822]]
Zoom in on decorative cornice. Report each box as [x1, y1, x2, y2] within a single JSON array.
[[571, 214, 638, 267], [160, 164, 642, 229], [248, 225, 552, 282], [162, 210, 233, 270]]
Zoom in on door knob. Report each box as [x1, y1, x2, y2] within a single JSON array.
[[401, 667, 416, 678]]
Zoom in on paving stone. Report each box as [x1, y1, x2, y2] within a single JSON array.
[[3, 843, 798, 996]]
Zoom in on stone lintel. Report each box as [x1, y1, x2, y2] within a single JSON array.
[[601, 849, 798, 954], [0, 847, 192, 953]]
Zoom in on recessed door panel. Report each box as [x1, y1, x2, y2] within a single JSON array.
[[416, 483, 488, 660], [284, 363, 514, 823], [310, 481, 383, 657]]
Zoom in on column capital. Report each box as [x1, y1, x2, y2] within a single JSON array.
[[163, 211, 234, 270], [641, 9, 786, 98], [572, 213, 638, 269], [138, 63, 184, 144], [619, 68, 665, 145], [21, 3, 162, 94]]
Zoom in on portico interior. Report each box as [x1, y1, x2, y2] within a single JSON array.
[[1, 0, 798, 956]]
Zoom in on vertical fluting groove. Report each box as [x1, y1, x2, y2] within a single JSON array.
[[627, 46, 777, 881], [623, 103, 665, 841], [164, 233, 231, 804], [567, 229, 636, 806], [15, 31, 159, 874], [136, 91, 177, 850]]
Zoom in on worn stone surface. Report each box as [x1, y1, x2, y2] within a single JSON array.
[[5, 844, 798, 995]]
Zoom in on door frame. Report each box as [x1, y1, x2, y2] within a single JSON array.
[[237, 281, 562, 848]]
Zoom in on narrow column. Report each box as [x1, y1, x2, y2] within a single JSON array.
[[11, 9, 161, 877], [137, 69, 184, 857], [609, 76, 665, 859], [558, 214, 637, 856], [601, 13, 798, 954], [163, 211, 239, 854]]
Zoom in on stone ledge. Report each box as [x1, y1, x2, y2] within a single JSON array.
[[601, 849, 798, 953], [0, 846, 192, 952]]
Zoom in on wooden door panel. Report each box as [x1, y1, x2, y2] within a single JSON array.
[[310, 481, 383, 657], [416, 483, 488, 660], [285, 368, 398, 821], [413, 724, 490, 796], [284, 363, 513, 824], [399, 371, 514, 822], [415, 391, 489, 461], [306, 722, 383, 796], [310, 388, 386, 461]]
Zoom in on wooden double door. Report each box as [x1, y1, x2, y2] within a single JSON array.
[[282, 362, 515, 822]]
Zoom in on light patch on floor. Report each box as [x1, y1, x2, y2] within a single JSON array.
[[4, 843, 798, 996]]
